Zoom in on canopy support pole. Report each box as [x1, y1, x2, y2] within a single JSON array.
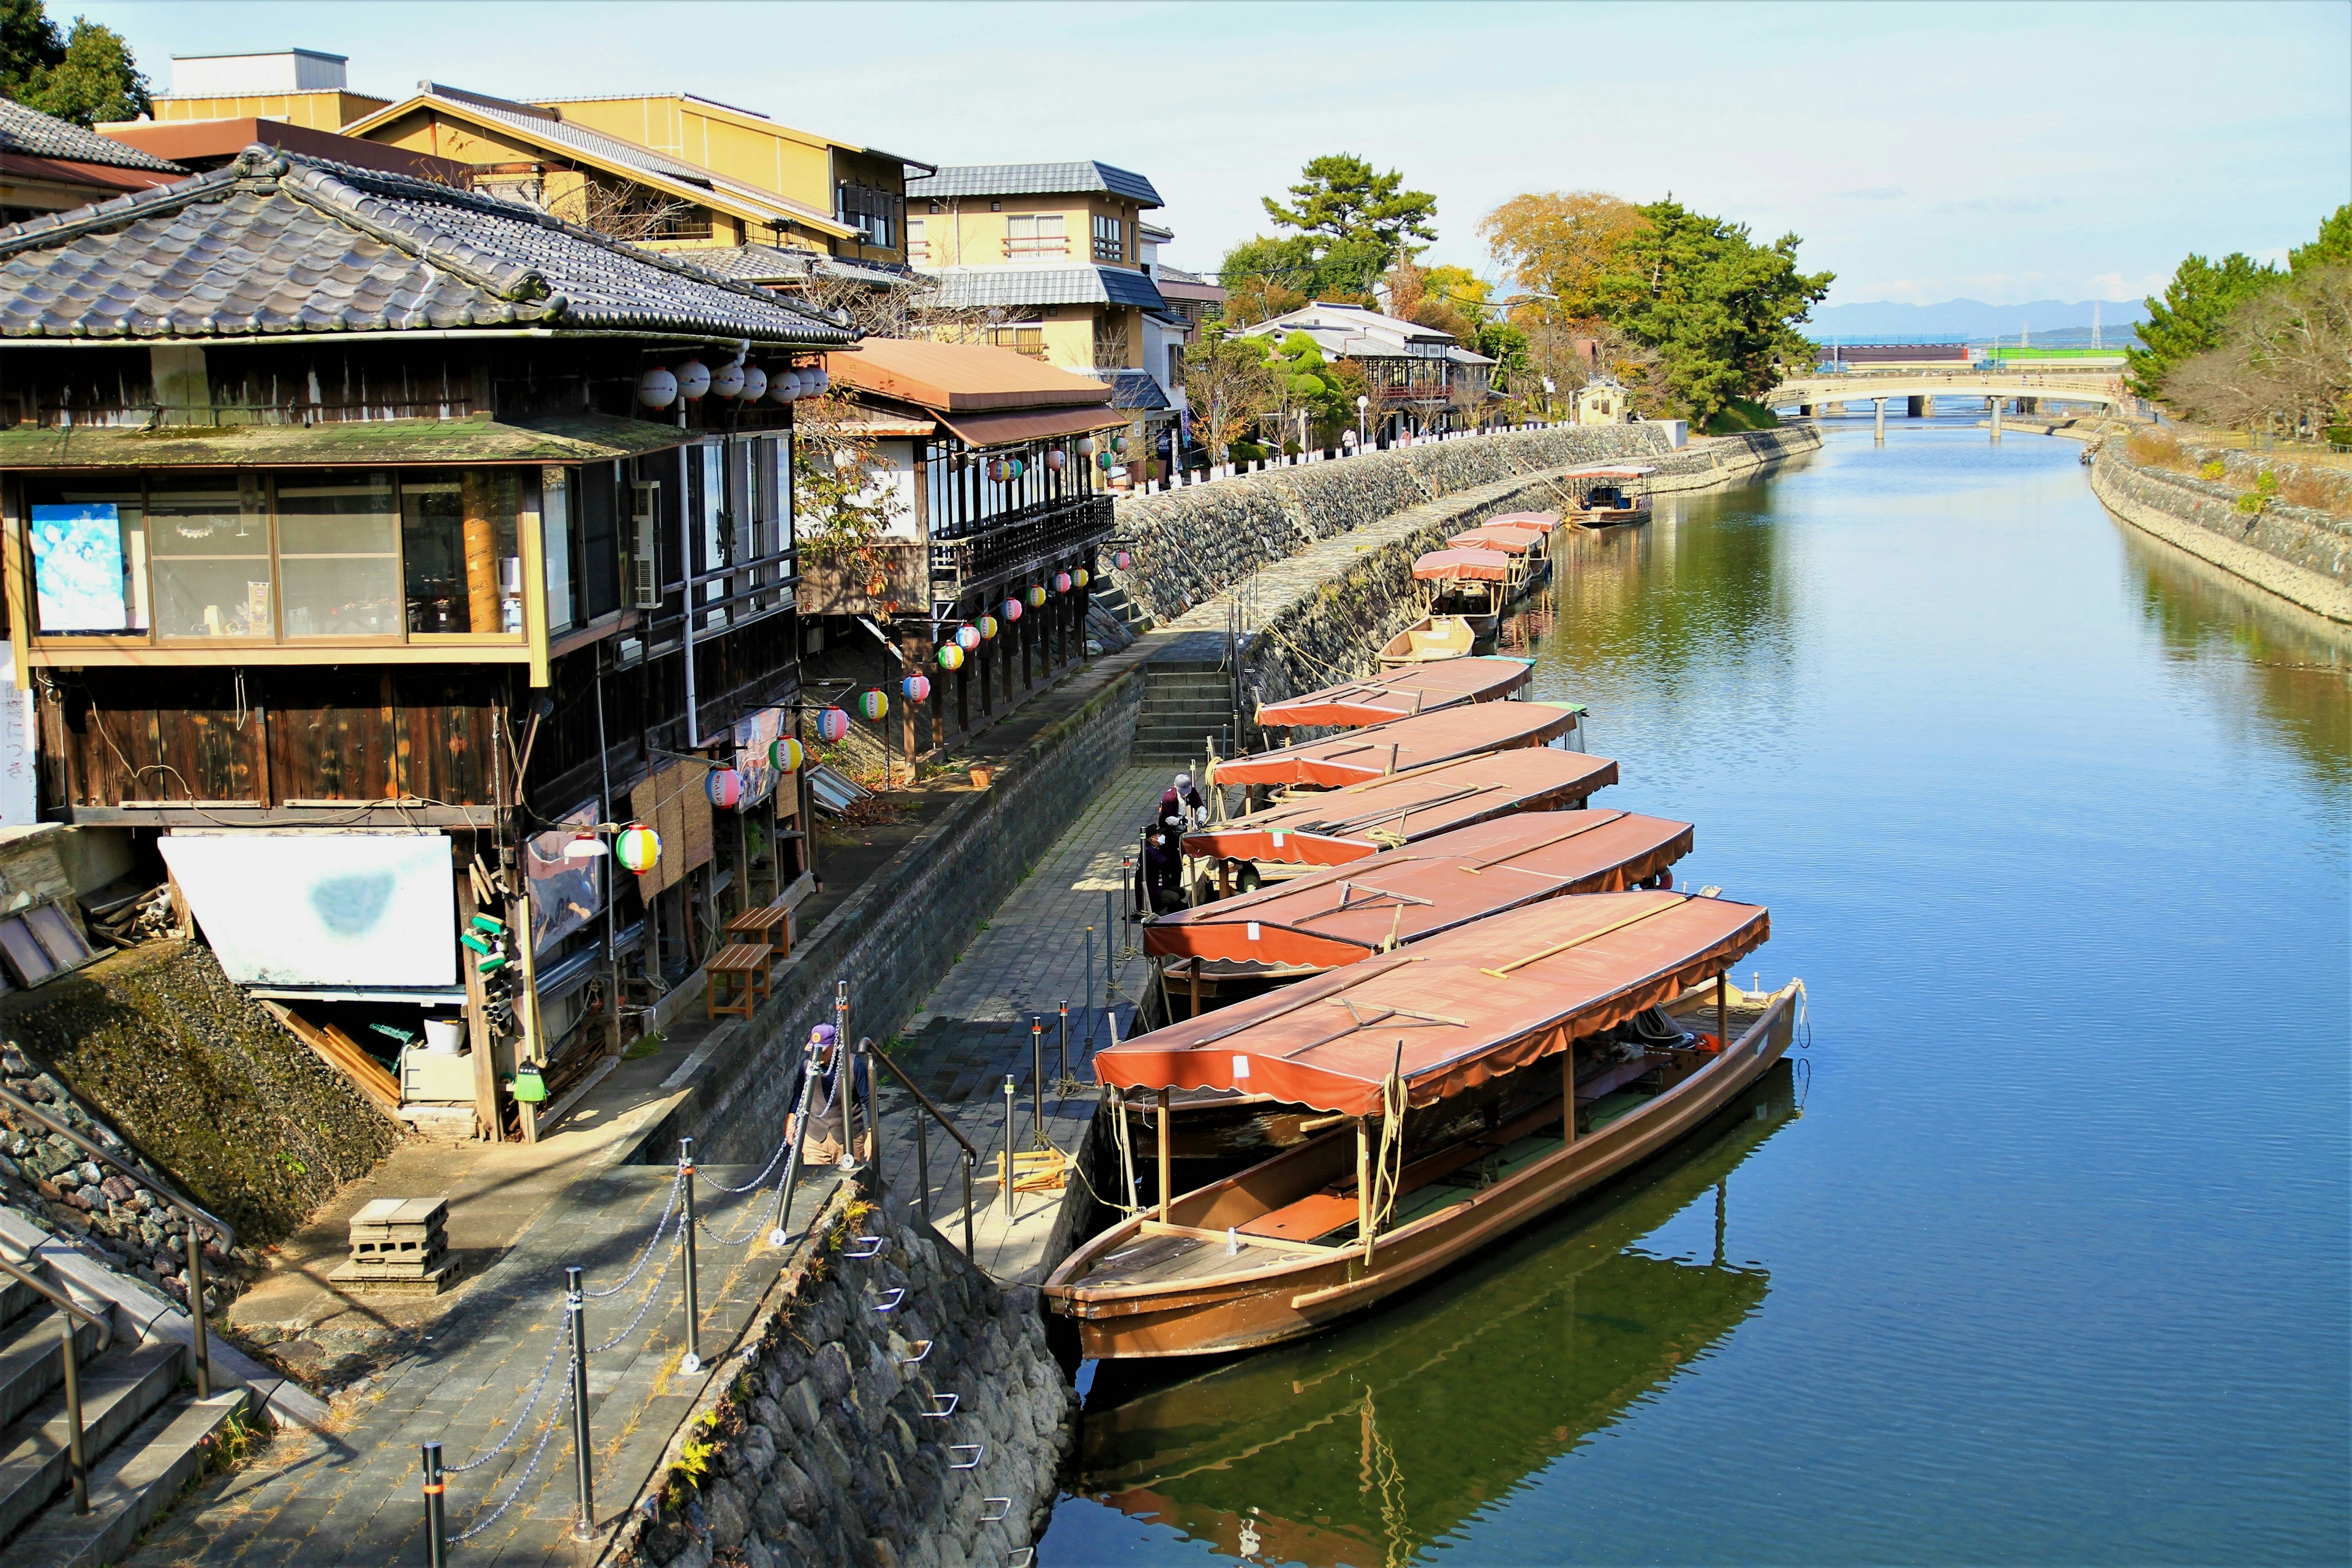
[[1356, 1117, 1373, 1265], [1188, 960, 1202, 1022], [1155, 1087, 1172, 1223], [1562, 1049, 1576, 1145], [1716, 972, 1729, 1052]]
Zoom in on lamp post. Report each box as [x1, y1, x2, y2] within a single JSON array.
[[1355, 393, 1368, 451]]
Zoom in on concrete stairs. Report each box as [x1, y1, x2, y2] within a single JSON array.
[[1091, 581, 1152, 635], [0, 1236, 248, 1567], [1132, 661, 1235, 769]]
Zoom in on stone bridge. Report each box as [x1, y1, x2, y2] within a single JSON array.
[[1769, 368, 2128, 415]]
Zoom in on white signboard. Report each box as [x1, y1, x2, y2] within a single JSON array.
[[160, 833, 457, 988], [0, 655, 34, 830]]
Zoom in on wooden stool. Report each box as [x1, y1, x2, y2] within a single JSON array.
[[706, 943, 772, 1020], [725, 903, 792, 957]]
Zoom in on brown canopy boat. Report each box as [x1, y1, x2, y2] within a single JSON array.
[[1447, 522, 1549, 557], [1483, 510, 1561, 530], [1208, 701, 1582, 790], [1256, 656, 1533, 729], [1048, 892, 1796, 1357], [1375, 615, 1478, 668], [1410, 548, 1516, 634], [1562, 466, 1655, 526], [1182, 748, 1619, 869]]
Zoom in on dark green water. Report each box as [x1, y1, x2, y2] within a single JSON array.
[[1042, 421, 2352, 1566]]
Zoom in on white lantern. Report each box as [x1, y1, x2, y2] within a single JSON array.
[[711, 360, 746, 399], [740, 365, 768, 401], [636, 365, 678, 409], [676, 359, 710, 400], [809, 366, 831, 394], [769, 371, 799, 404]]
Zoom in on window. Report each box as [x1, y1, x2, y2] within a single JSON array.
[[906, 217, 927, 263], [26, 480, 146, 634], [277, 470, 401, 638], [836, 183, 902, 250], [1005, 214, 1066, 257], [541, 467, 575, 635], [1093, 214, 1125, 263], [401, 473, 521, 635], [1167, 344, 1185, 386], [148, 477, 270, 638], [986, 326, 1047, 360]]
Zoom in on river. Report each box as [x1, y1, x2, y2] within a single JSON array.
[[1041, 417, 2351, 1566]]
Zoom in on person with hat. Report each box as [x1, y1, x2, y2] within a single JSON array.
[[796, 1023, 873, 1166]]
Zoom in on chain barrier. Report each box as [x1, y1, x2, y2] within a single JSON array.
[[446, 1366, 575, 1544], [587, 1227, 685, 1355], [581, 1163, 687, 1300], [440, 1308, 571, 1476], [699, 1046, 827, 1246]]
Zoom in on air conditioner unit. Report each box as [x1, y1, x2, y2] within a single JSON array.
[[629, 481, 661, 609]]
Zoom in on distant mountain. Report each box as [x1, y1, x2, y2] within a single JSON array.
[[1807, 298, 2149, 341]]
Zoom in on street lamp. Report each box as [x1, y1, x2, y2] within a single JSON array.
[[1355, 393, 1368, 451]]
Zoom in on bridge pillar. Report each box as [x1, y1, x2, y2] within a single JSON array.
[[2019, 396, 2038, 415], [1800, 403, 1817, 418], [1874, 398, 1885, 442], [1823, 401, 1845, 416], [1991, 398, 2003, 439], [1907, 395, 1929, 418]]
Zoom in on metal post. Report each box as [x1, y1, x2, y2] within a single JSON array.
[[678, 1139, 701, 1374], [913, 1088, 932, 1226], [1156, 1087, 1172, 1223], [184, 1224, 211, 1400], [1031, 1017, 1045, 1141], [960, 1150, 976, 1260], [1000, 1076, 1018, 1216], [1057, 1000, 1069, 1086], [59, 1308, 86, 1513], [834, 981, 858, 1166], [1716, 972, 1730, 1055], [1083, 927, 1096, 1052], [423, 1441, 447, 1568], [859, 1036, 881, 1182], [1108, 884, 1120, 964], [566, 1266, 594, 1542]]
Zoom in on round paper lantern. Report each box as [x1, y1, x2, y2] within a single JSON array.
[[901, 674, 932, 703], [856, 688, 889, 722], [1052, 572, 1071, 595], [1009, 458, 1025, 480], [675, 360, 710, 400], [936, 643, 964, 671], [954, 624, 981, 652], [711, 360, 746, 399], [636, 365, 678, 409], [1073, 568, 1090, 589], [1114, 550, 1133, 571], [614, 824, 662, 875], [986, 458, 1005, 483], [706, 767, 743, 809], [771, 370, 802, 404], [815, 706, 850, 743], [808, 366, 831, 395], [1079, 436, 1098, 455], [1025, 584, 1047, 609], [1112, 435, 1128, 454], [1097, 451, 1113, 471], [1045, 448, 1066, 471], [740, 365, 768, 401], [978, 614, 998, 640], [769, 736, 805, 772], [1001, 598, 1023, 623]]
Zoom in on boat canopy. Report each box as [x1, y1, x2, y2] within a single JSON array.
[[1561, 465, 1657, 479], [1183, 749, 1618, 865], [1412, 548, 1513, 582], [1484, 510, 1561, 530], [1209, 702, 1580, 789], [1145, 810, 1695, 968], [1446, 525, 1545, 554], [1096, 891, 1770, 1115], [1256, 657, 1533, 729]]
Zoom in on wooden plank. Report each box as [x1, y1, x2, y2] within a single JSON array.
[[260, 1001, 401, 1117]]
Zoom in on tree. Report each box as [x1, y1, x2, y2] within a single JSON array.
[[2290, 203, 2352, 274], [0, 0, 63, 101], [2162, 264, 2352, 434], [1480, 191, 1649, 323], [7, 11, 147, 126], [1218, 229, 1383, 319], [2127, 251, 2281, 399], [1262, 154, 1438, 273], [1180, 327, 1278, 463], [791, 386, 903, 584]]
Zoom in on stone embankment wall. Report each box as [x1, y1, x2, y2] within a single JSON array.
[[2091, 443, 2352, 624], [614, 1181, 1071, 1568]]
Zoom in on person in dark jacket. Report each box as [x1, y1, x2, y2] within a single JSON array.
[[1142, 823, 1186, 913], [1159, 772, 1206, 833], [796, 1024, 872, 1165]]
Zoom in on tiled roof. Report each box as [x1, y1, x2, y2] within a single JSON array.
[[1100, 369, 1171, 412], [0, 145, 856, 344], [908, 161, 1161, 208], [680, 244, 917, 290], [0, 98, 184, 173], [920, 265, 1166, 312]]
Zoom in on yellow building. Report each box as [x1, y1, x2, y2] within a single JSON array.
[[145, 48, 390, 132]]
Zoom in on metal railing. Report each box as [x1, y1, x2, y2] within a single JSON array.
[[0, 1252, 111, 1513], [0, 1085, 228, 1399], [862, 1038, 978, 1261]]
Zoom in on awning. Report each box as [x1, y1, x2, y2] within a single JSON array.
[[935, 404, 1133, 449], [1485, 511, 1561, 530], [1146, 810, 1695, 968], [1210, 701, 1581, 789], [1256, 657, 1533, 729], [0, 411, 701, 470], [1185, 749, 1618, 865], [1413, 548, 1512, 582], [1446, 526, 1544, 554], [1561, 466, 1656, 478], [1096, 891, 1770, 1115]]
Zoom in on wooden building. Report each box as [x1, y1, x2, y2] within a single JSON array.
[[0, 144, 856, 1140]]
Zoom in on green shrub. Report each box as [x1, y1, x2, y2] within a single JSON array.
[[2199, 459, 2228, 480]]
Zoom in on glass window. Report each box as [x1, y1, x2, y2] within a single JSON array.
[[276, 470, 401, 638], [542, 467, 575, 634], [26, 478, 145, 634], [401, 470, 521, 635], [1007, 214, 1065, 255], [1093, 214, 1124, 263], [148, 477, 270, 637]]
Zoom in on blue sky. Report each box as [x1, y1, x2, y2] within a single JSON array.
[[75, 1, 2352, 306]]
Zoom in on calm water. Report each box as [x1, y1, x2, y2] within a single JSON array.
[[1043, 420, 2352, 1566]]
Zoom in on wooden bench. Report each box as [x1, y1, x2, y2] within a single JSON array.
[[725, 902, 793, 957], [706, 943, 773, 1020]]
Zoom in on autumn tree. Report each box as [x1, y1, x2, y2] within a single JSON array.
[[1480, 191, 1649, 323], [791, 386, 903, 584], [2128, 251, 2281, 400], [1181, 327, 1278, 463]]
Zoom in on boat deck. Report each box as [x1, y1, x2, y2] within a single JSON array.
[[1096, 1229, 1319, 1285]]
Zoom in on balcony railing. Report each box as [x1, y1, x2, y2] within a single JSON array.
[[930, 494, 1113, 591], [1004, 236, 1071, 257]]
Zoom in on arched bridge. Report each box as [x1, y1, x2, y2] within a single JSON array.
[[1768, 369, 2128, 413]]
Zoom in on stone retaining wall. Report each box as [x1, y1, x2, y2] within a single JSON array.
[[2092, 443, 2352, 624], [614, 1180, 1070, 1568]]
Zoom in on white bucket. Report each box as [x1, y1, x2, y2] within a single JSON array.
[[423, 1017, 467, 1055]]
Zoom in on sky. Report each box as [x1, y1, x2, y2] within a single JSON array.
[[74, 1, 2352, 308]]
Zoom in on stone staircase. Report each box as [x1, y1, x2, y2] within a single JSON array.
[[0, 1224, 247, 1566], [1091, 581, 1152, 636], [1131, 660, 1235, 769]]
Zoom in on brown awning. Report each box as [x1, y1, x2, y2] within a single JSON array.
[[1256, 657, 1533, 729], [1211, 702, 1580, 789], [1413, 548, 1512, 582], [826, 337, 1115, 412], [1185, 750, 1619, 865], [0, 412, 698, 469], [1447, 526, 1544, 554], [935, 404, 1133, 449]]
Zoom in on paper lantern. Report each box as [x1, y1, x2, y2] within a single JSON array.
[[856, 688, 889, 722], [1025, 584, 1047, 609], [711, 360, 746, 399], [1114, 550, 1133, 571], [771, 371, 802, 404], [937, 643, 964, 671], [987, 458, 1005, 483], [1045, 448, 1066, 471], [1098, 451, 1113, 471], [1001, 598, 1022, 623], [977, 614, 999, 640], [1073, 568, 1090, 589], [770, 736, 805, 772], [1052, 572, 1071, 595], [901, 674, 932, 703], [614, 824, 662, 875], [675, 360, 710, 400], [1112, 435, 1128, 453], [954, 625, 982, 651], [815, 706, 850, 742], [1080, 436, 1098, 455], [636, 366, 678, 409], [809, 366, 831, 394], [1008, 458, 1025, 479], [740, 365, 768, 401], [706, 767, 743, 809]]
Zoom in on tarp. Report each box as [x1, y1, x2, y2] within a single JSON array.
[[1485, 511, 1561, 530], [1184, 750, 1618, 866], [1446, 526, 1544, 554], [1209, 702, 1579, 789], [1256, 657, 1533, 729], [1412, 548, 1512, 582], [1146, 810, 1695, 967], [1096, 891, 1770, 1115], [159, 832, 456, 989]]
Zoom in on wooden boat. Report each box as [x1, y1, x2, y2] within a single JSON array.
[[1409, 549, 1511, 636], [1052, 891, 1794, 1357], [1261, 656, 1532, 728], [1376, 615, 1476, 668], [1207, 701, 1583, 792], [1182, 750, 1619, 870], [1483, 510, 1562, 532], [1562, 466, 1656, 526]]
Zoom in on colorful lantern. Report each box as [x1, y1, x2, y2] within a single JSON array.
[[937, 643, 964, 671], [1114, 550, 1133, 571], [1052, 572, 1071, 595], [1080, 436, 1098, 455], [1001, 598, 1023, 623], [987, 458, 1006, 483], [1112, 435, 1127, 453], [675, 360, 710, 400], [614, 824, 662, 875], [1008, 457, 1025, 480], [1098, 451, 1113, 471], [706, 767, 743, 809], [901, 674, 932, 703], [1026, 584, 1047, 609], [856, 688, 889, 722], [815, 706, 850, 743], [1073, 568, 1090, 589], [770, 736, 805, 772], [954, 625, 982, 651], [978, 614, 999, 640]]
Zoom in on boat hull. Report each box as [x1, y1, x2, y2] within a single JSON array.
[[1053, 987, 1799, 1358]]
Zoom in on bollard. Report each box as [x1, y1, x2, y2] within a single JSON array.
[[185, 1224, 212, 1399], [565, 1266, 595, 1542], [1031, 1017, 1045, 1141], [422, 1441, 447, 1568], [678, 1138, 701, 1374], [834, 981, 858, 1166], [59, 1308, 86, 1513], [1083, 927, 1096, 1052], [1058, 999, 1069, 1085], [1001, 1076, 1018, 1216]]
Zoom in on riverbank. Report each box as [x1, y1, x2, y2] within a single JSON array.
[[2089, 438, 2352, 625]]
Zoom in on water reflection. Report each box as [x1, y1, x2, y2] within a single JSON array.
[[1069, 1069, 1798, 1568]]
